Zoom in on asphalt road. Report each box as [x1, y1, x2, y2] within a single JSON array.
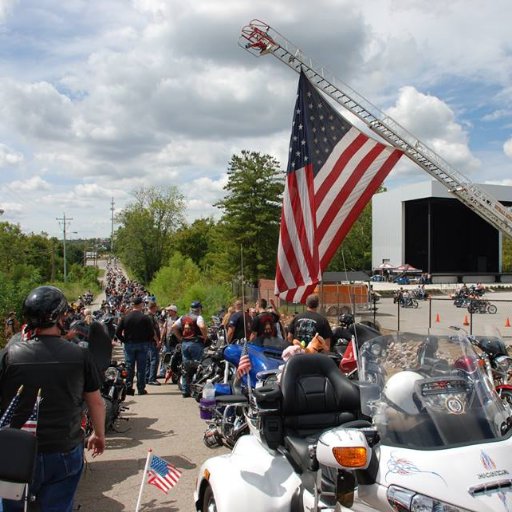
[[75, 365, 226, 512], [76, 258, 228, 512]]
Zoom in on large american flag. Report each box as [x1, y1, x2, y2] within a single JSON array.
[[275, 72, 403, 303], [147, 454, 182, 494]]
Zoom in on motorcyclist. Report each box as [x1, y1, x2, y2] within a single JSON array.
[[0, 285, 105, 511], [171, 301, 208, 398]]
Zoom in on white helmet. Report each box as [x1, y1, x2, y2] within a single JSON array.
[[382, 371, 423, 415]]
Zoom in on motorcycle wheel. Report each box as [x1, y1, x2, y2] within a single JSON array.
[[412, 299, 419, 309], [104, 397, 115, 432], [487, 304, 497, 314], [202, 484, 217, 512]]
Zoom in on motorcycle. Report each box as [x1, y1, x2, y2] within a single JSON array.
[[467, 298, 497, 314], [102, 360, 129, 431], [331, 313, 381, 377], [195, 328, 512, 511], [201, 337, 285, 450], [161, 343, 182, 385], [466, 329, 512, 407]]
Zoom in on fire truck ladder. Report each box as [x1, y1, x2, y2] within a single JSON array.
[[239, 19, 512, 239]]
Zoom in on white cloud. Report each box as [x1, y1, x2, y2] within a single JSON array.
[[0, 0, 511, 237], [385, 86, 480, 178], [0, 0, 17, 21], [0, 144, 23, 167], [4, 176, 50, 192], [504, 139, 512, 159]]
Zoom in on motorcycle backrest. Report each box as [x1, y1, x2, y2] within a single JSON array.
[[280, 354, 361, 437], [0, 428, 37, 500]]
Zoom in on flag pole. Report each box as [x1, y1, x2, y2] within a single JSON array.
[[135, 449, 153, 512], [240, 245, 252, 396]]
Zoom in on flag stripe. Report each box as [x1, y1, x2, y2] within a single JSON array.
[[321, 147, 402, 268], [275, 71, 403, 303]]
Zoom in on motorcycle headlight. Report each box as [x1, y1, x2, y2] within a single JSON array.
[[388, 485, 472, 511], [104, 367, 118, 381]]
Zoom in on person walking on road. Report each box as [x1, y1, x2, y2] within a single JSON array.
[[115, 296, 154, 395], [172, 301, 208, 398], [145, 301, 161, 386], [0, 285, 105, 512]]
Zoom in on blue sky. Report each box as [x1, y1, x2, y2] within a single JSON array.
[[0, 0, 511, 238]]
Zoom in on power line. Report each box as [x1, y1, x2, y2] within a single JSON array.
[[56, 213, 73, 282]]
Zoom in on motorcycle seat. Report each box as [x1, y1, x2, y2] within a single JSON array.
[[284, 434, 319, 474], [215, 394, 248, 405]]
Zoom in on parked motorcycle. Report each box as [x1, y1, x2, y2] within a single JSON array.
[[102, 360, 129, 431], [466, 330, 512, 407], [201, 337, 285, 450], [195, 328, 512, 511]]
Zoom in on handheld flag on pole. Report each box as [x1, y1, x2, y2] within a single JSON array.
[[236, 340, 252, 381], [275, 71, 403, 303], [0, 385, 23, 429], [135, 450, 182, 511], [21, 389, 42, 435]]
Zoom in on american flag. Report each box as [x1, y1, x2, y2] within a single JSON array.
[[275, 72, 403, 303], [236, 341, 252, 380], [21, 389, 41, 435], [0, 385, 23, 429], [147, 454, 182, 494]]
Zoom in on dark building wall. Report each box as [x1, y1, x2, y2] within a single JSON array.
[[404, 198, 499, 273]]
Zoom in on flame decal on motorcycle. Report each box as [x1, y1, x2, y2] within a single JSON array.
[[480, 450, 497, 471], [385, 452, 446, 484]]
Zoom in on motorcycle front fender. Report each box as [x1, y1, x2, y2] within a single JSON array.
[[196, 435, 302, 512]]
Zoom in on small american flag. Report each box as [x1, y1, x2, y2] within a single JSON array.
[[236, 341, 252, 380], [0, 385, 23, 429], [147, 454, 182, 494], [21, 389, 41, 435]]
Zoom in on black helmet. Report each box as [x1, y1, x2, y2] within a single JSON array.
[[70, 319, 90, 341], [191, 301, 202, 310], [23, 286, 68, 328], [338, 313, 354, 327]]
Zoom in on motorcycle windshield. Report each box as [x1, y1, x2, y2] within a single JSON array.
[[357, 328, 512, 449]]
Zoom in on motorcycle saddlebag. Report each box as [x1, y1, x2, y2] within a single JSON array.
[[253, 385, 283, 450]]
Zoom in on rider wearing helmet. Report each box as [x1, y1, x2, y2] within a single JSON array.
[[172, 301, 208, 398], [0, 286, 105, 511]]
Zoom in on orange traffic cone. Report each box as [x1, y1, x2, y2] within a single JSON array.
[[463, 315, 470, 326], [435, 313, 440, 323], [506, 317, 511, 328]]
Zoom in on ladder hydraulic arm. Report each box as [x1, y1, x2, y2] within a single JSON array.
[[239, 20, 512, 239]]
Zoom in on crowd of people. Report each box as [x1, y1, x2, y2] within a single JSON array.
[[0, 259, 340, 510]]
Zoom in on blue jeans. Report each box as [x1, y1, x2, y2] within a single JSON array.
[[181, 340, 204, 395], [145, 343, 159, 382], [124, 342, 150, 392], [2, 443, 83, 512]]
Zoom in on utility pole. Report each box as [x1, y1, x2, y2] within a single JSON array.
[[110, 197, 115, 254], [56, 213, 73, 282]]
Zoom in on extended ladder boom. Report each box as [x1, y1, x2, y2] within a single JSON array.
[[240, 20, 512, 238]]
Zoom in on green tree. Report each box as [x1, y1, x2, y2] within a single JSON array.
[[115, 186, 185, 283], [173, 218, 216, 269], [214, 151, 284, 283]]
